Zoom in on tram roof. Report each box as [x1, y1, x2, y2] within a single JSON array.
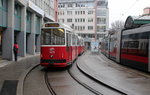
[[124, 15, 150, 29]]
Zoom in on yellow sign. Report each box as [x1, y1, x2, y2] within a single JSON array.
[[45, 23, 59, 27]]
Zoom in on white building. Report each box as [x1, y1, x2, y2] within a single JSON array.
[[58, 0, 109, 48], [143, 7, 150, 15], [96, 0, 109, 41]]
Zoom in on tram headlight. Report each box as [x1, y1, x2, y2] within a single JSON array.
[[50, 55, 53, 58], [62, 53, 64, 58], [40, 54, 43, 58]]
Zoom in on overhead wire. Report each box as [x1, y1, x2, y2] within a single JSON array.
[[119, 0, 139, 20]]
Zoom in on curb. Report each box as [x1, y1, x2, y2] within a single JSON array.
[[16, 64, 40, 95], [76, 60, 134, 95]]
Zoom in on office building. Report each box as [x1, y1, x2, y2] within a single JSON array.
[[0, 0, 57, 60], [58, 0, 109, 48]]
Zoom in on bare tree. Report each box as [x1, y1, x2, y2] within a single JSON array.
[[111, 20, 124, 32]]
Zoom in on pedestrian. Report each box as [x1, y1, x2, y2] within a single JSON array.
[[13, 41, 19, 61]]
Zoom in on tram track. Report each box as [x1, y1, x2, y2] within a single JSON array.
[[17, 64, 57, 95], [17, 53, 129, 95], [45, 72, 56, 95], [68, 65, 103, 95], [68, 60, 127, 95], [17, 62, 95, 95], [17, 64, 40, 95]]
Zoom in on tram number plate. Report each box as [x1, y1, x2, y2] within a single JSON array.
[[49, 61, 54, 64]]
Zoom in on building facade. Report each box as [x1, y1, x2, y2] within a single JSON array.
[[143, 7, 150, 16], [58, 0, 109, 49], [0, 0, 57, 60], [96, 0, 109, 41]]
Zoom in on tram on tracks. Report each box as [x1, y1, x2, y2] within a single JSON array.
[[40, 22, 85, 67], [100, 16, 150, 72]]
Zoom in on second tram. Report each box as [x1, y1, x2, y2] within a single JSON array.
[[100, 16, 150, 72]]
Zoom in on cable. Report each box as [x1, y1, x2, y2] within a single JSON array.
[[119, 0, 139, 19]]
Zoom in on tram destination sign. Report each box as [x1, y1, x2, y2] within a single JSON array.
[[45, 23, 59, 27]]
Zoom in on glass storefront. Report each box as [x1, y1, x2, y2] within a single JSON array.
[[0, 28, 3, 57]]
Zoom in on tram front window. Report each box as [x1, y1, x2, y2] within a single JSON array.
[[41, 28, 65, 45]]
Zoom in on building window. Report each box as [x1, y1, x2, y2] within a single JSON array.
[[59, 11, 64, 15], [61, 3, 65, 8], [97, 26, 106, 32], [97, 34, 105, 38], [88, 26, 93, 30], [88, 10, 93, 14], [58, 4, 61, 8], [83, 26, 85, 30], [68, 3, 73, 7], [97, 18, 106, 24], [83, 11, 85, 14], [75, 26, 77, 30], [88, 18, 93, 22], [26, 11, 31, 22], [58, 19, 64, 23], [59, 3, 65, 8], [86, 2, 94, 7], [0, 0, 2, 7], [14, 4, 21, 16], [67, 18, 72, 22], [75, 11, 77, 14], [97, 1, 108, 7], [75, 19, 77, 22], [67, 11, 72, 15], [97, 9, 106, 16], [83, 18, 85, 22]]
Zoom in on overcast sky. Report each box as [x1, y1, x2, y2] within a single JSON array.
[[108, 0, 150, 27]]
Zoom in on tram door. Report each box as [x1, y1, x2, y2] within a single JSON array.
[[66, 33, 72, 63]]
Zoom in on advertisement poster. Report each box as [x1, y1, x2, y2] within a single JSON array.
[[91, 41, 99, 52]]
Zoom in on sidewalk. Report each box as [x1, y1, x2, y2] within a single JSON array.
[[0, 60, 12, 68], [0, 54, 40, 92], [0, 54, 39, 68], [77, 51, 150, 95]]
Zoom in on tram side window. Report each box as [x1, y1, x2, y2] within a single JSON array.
[[44, 32, 51, 45], [72, 35, 76, 46], [127, 41, 139, 55], [122, 41, 128, 54], [66, 31, 71, 46], [128, 41, 139, 48], [66, 33, 69, 46], [68, 33, 71, 46], [105, 41, 108, 50], [77, 38, 80, 46], [139, 40, 148, 56], [122, 41, 128, 48], [53, 29, 65, 45], [66, 33, 71, 46]]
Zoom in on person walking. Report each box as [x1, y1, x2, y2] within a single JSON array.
[[13, 41, 19, 61]]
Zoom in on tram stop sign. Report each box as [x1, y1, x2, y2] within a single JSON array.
[[91, 41, 99, 53]]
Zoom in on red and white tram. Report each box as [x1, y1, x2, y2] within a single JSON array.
[[40, 22, 84, 67], [100, 16, 150, 72]]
